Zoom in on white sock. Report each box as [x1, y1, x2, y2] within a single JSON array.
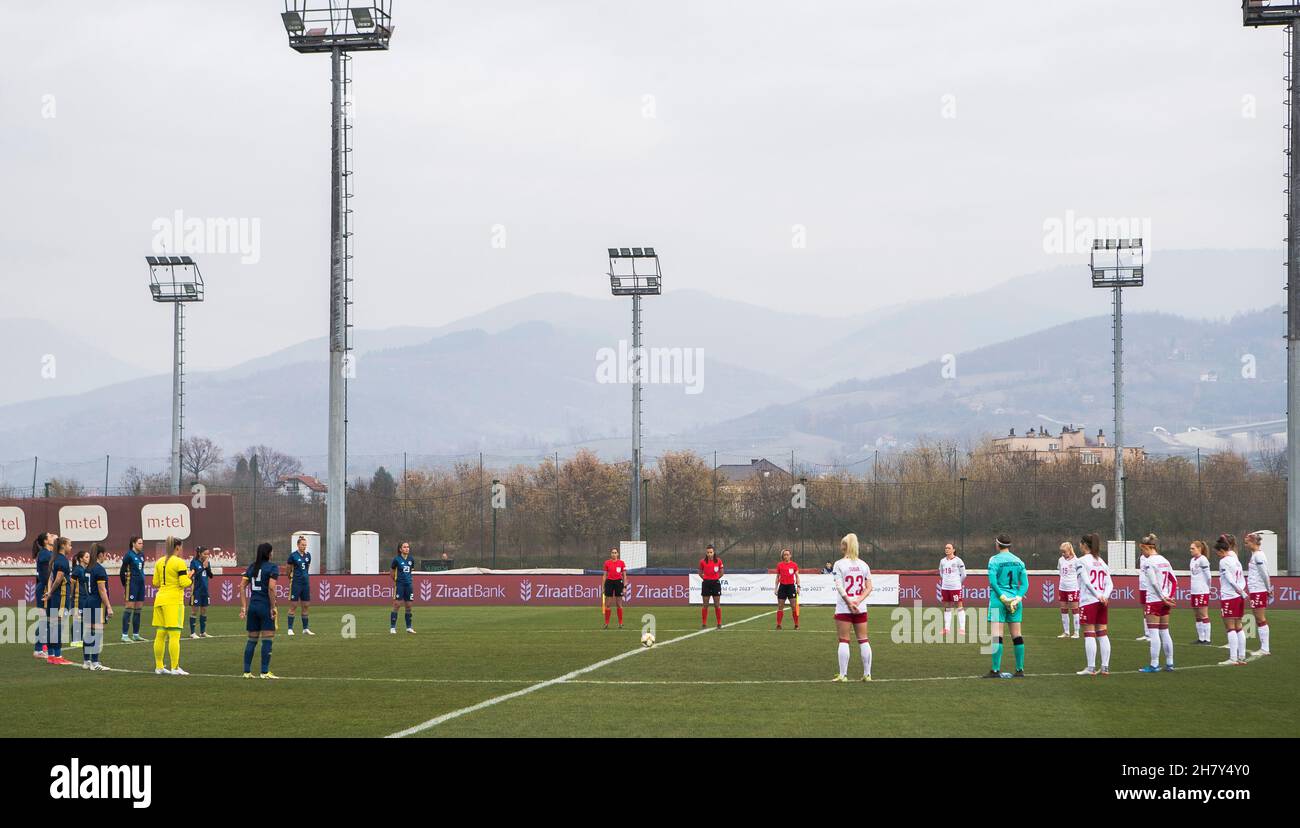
[[1160, 627, 1173, 664], [1259, 624, 1270, 653], [1195, 620, 1205, 642], [1142, 618, 1149, 635], [837, 642, 849, 676], [957, 610, 966, 634], [1084, 635, 1097, 668], [1062, 612, 1070, 634], [1072, 613, 1080, 633], [1148, 628, 1161, 667], [943, 609, 952, 630], [1098, 635, 1111, 669], [859, 641, 872, 677], [1229, 630, 1241, 661]]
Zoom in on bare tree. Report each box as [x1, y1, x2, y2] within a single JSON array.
[[239, 445, 304, 487], [120, 466, 172, 496], [180, 436, 224, 481]]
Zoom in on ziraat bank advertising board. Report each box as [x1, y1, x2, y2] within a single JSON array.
[[0, 496, 236, 566], [0, 573, 1296, 608]]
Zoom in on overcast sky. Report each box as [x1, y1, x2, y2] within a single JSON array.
[[0, 1, 1286, 374]]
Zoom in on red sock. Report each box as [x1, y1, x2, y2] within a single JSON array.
[[616, 607, 623, 624], [604, 609, 610, 624], [702, 606, 708, 624], [777, 609, 784, 625], [714, 606, 722, 624]]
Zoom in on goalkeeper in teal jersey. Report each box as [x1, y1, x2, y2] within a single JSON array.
[[984, 533, 1028, 679]]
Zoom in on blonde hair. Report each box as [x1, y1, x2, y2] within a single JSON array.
[[840, 533, 860, 560], [1060, 541, 1075, 556]]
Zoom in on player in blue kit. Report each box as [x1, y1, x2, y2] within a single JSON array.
[[286, 535, 314, 636], [390, 541, 416, 634], [120, 536, 147, 642], [33, 532, 54, 658], [240, 542, 280, 679], [70, 549, 89, 654], [78, 544, 113, 670], [41, 536, 73, 665], [188, 546, 214, 638]]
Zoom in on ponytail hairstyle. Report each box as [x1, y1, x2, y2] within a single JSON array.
[[841, 533, 860, 561], [1217, 533, 1237, 552], [164, 535, 182, 564], [1191, 540, 1209, 557], [54, 536, 71, 557], [1081, 532, 1102, 559], [32, 532, 50, 559], [91, 543, 107, 563], [1059, 541, 1075, 558], [251, 542, 274, 577], [127, 536, 141, 553], [75, 548, 91, 567]]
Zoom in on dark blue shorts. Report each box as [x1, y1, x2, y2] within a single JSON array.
[[394, 582, 413, 602], [192, 593, 210, 607], [127, 579, 145, 602], [291, 582, 311, 602], [246, 605, 275, 633]]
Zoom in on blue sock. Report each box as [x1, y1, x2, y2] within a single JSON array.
[[121, 609, 129, 636], [244, 640, 256, 673], [405, 611, 412, 629], [260, 640, 273, 674], [287, 614, 295, 631], [132, 610, 141, 635], [301, 615, 309, 631], [390, 611, 397, 630], [200, 615, 207, 635], [189, 615, 196, 634]]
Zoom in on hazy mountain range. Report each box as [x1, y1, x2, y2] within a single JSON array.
[[0, 248, 1286, 479]]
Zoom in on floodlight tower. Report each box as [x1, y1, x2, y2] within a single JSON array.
[[608, 248, 663, 542], [280, 2, 394, 573], [146, 256, 205, 495], [1243, 0, 1300, 573], [1090, 238, 1144, 544]]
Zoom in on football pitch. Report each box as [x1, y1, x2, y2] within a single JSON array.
[[3, 606, 1296, 738]]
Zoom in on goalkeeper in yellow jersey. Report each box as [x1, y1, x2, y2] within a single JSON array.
[[152, 536, 193, 675]]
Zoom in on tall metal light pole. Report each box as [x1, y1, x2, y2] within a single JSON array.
[[1090, 238, 1144, 543], [1243, 0, 1300, 573], [281, 2, 394, 572], [147, 256, 205, 494], [607, 247, 662, 542]]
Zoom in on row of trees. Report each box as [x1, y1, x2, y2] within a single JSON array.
[[7, 438, 1286, 570]]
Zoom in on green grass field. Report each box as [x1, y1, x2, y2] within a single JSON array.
[[3, 606, 1296, 737]]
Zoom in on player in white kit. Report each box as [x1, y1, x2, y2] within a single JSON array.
[[1244, 532, 1273, 656], [831, 533, 873, 683], [1074, 533, 1114, 676], [1137, 533, 1176, 673], [1187, 540, 1213, 645], [1056, 542, 1080, 638], [938, 543, 966, 637], [1215, 534, 1249, 666]]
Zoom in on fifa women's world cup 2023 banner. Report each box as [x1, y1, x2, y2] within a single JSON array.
[[0, 494, 237, 569]]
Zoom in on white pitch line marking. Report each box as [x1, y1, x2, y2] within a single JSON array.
[[383, 610, 778, 738]]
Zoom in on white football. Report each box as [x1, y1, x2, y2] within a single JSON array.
[[641, 632, 655, 648]]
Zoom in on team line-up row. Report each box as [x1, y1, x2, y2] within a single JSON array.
[[21, 530, 1279, 681]]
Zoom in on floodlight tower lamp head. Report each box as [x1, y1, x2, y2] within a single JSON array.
[[146, 255, 205, 303], [282, 1, 394, 52], [1243, 0, 1300, 26], [607, 246, 663, 296]]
